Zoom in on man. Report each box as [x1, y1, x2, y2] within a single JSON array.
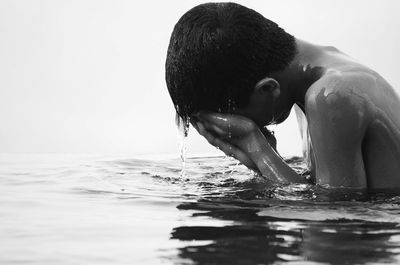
[[165, 2, 400, 189]]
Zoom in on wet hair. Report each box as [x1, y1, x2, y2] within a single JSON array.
[[165, 2, 297, 120]]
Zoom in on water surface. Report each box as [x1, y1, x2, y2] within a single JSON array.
[[1, 154, 400, 264]]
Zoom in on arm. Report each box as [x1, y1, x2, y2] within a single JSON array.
[[245, 129, 307, 183], [260, 126, 277, 152], [193, 112, 307, 184], [305, 82, 368, 188]]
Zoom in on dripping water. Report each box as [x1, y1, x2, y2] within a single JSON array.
[[175, 112, 190, 177], [226, 98, 240, 176], [227, 98, 234, 140]]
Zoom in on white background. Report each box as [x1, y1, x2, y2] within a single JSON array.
[[1, 0, 399, 157]]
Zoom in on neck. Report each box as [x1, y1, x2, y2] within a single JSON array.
[[271, 38, 326, 114]]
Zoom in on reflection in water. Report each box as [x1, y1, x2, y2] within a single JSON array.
[[172, 201, 302, 264], [169, 157, 400, 264], [3, 154, 400, 264], [172, 198, 400, 264]]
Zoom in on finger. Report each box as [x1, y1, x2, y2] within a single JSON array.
[[199, 124, 234, 155], [197, 111, 230, 127], [200, 120, 227, 137], [190, 120, 200, 132], [194, 122, 258, 170], [197, 122, 220, 147], [196, 122, 208, 137], [191, 121, 212, 139], [194, 120, 227, 141], [212, 137, 258, 170], [196, 112, 235, 138]]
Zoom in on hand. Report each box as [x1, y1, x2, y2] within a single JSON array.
[[191, 121, 258, 171], [260, 127, 277, 152], [191, 111, 263, 171], [194, 111, 278, 152], [192, 111, 304, 184], [194, 111, 260, 151]]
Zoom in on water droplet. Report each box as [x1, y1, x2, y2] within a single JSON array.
[[227, 98, 236, 139], [175, 113, 190, 177]]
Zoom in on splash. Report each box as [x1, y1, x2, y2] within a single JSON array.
[[175, 112, 190, 177], [227, 155, 241, 176]]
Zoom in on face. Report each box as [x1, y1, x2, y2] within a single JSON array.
[[231, 104, 274, 128], [231, 82, 292, 128]]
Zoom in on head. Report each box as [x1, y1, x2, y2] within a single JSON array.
[[165, 2, 297, 127]]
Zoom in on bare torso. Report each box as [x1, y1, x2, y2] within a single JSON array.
[[192, 41, 400, 189], [303, 48, 400, 189]]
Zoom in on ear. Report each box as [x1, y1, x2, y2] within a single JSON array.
[[254, 77, 280, 99]]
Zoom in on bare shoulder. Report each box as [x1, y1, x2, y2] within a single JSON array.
[[306, 68, 378, 108], [304, 68, 377, 135], [305, 65, 398, 118]]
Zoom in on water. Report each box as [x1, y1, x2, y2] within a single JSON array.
[[175, 113, 190, 175], [1, 154, 400, 264]]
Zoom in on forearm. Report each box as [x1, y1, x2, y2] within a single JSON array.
[[260, 127, 277, 152], [193, 111, 305, 183], [246, 131, 307, 184]]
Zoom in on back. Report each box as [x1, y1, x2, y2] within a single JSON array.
[[306, 50, 400, 189]]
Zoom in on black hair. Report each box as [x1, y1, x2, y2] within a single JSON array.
[[165, 2, 297, 120]]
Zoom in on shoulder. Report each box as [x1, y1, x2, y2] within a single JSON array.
[[306, 68, 377, 108], [305, 69, 374, 135], [305, 68, 378, 113]]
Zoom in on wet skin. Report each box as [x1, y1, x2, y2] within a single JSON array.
[[193, 40, 400, 189], [306, 66, 400, 188]]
